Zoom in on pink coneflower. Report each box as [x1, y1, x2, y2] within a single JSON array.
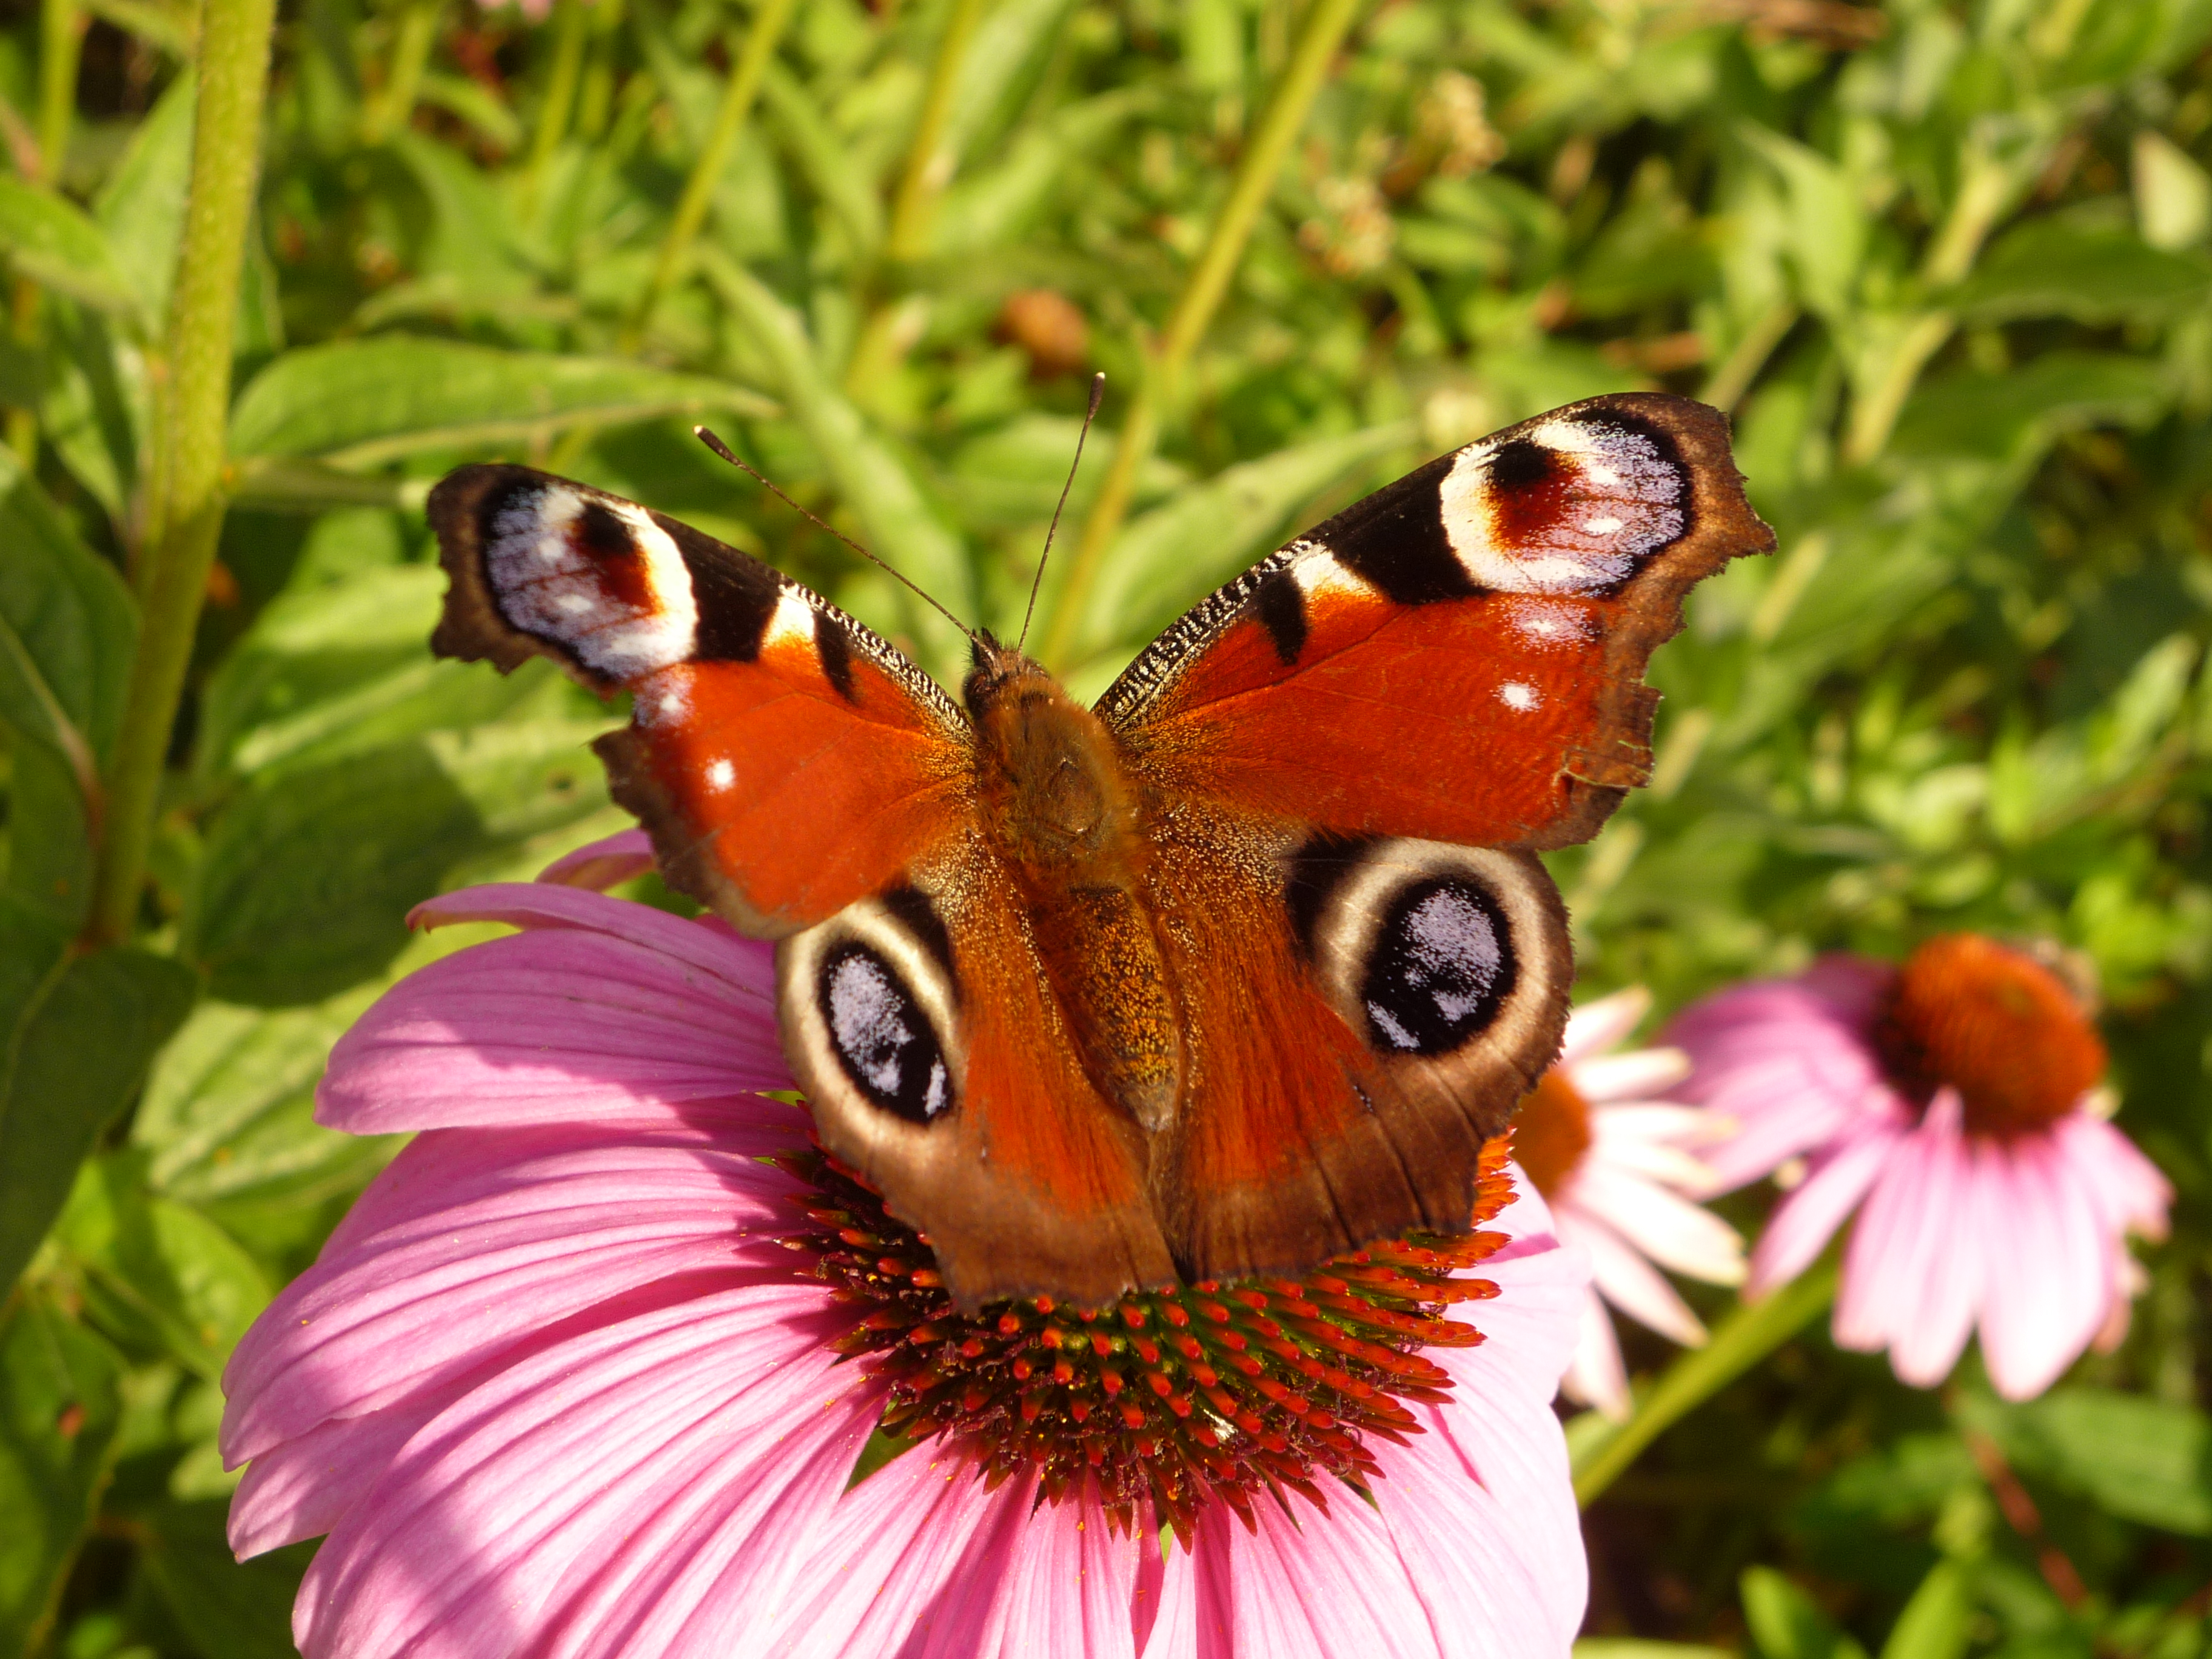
[[1670, 936, 2172, 1401], [1512, 988, 1744, 1419], [221, 832, 1589, 1657]]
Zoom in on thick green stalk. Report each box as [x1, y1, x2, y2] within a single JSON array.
[[522, 0, 591, 190], [1038, 0, 1360, 668], [1573, 1259, 1840, 1507], [883, 0, 983, 263], [361, 0, 443, 147], [85, 0, 277, 946], [622, 0, 796, 351]]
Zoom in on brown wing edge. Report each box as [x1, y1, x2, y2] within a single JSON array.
[[592, 725, 795, 939], [425, 464, 603, 683], [1527, 392, 1775, 850]]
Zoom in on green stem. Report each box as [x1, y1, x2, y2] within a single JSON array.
[[360, 0, 442, 147], [622, 0, 795, 352], [38, 0, 81, 184], [85, 0, 278, 947], [522, 0, 591, 191], [883, 0, 983, 264], [1572, 1258, 1840, 1507], [1038, 0, 1360, 669]]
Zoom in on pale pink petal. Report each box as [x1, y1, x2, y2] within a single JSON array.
[[1566, 1047, 1690, 1104], [538, 828, 656, 890], [1977, 1134, 2107, 1400], [1561, 1287, 1631, 1419], [760, 1452, 1155, 1659], [321, 903, 789, 1135], [1589, 1103, 1711, 1144], [224, 1125, 808, 1468], [1871, 1105, 1982, 1389], [1185, 1483, 1439, 1658], [1746, 1122, 1897, 1295], [1567, 1162, 1744, 1285], [2053, 1113, 2173, 1241], [1558, 987, 1651, 1063], [1564, 1207, 1706, 1346], [294, 1285, 876, 1659]]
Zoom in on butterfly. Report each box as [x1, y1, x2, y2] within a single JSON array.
[[428, 391, 1772, 1313]]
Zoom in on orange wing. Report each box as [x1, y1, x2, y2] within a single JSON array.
[[429, 464, 971, 937], [1103, 394, 1772, 1278], [1104, 392, 1774, 849]]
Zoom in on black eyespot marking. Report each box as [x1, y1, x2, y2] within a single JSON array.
[[1486, 438, 1555, 496], [1361, 876, 1516, 1057], [879, 885, 956, 985], [1253, 566, 1308, 665], [573, 499, 635, 562], [819, 942, 951, 1125], [816, 614, 857, 700], [1282, 832, 1372, 959]]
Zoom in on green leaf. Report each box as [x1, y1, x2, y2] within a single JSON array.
[[134, 997, 393, 1209], [0, 1295, 127, 1657], [0, 438, 136, 788], [227, 337, 778, 468], [184, 722, 608, 1005], [133, 1499, 312, 1659], [1878, 1561, 1972, 1659], [703, 252, 974, 683], [1961, 1387, 2212, 1536], [1893, 352, 2173, 464], [193, 561, 557, 782], [53, 1158, 272, 1379], [1952, 218, 2212, 323], [0, 947, 198, 1296], [40, 301, 147, 522], [1064, 420, 1418, 684], [93, 77, 196, 329], [1743, 1566, 1871, 1659], [5, 735, 96, 929], [0, 177, 144, 326], [759, 61, 883, 258], [1737, 123, 1865, 321]]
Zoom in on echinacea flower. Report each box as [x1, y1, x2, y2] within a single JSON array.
[[1511, 988, 1744, 1419], [1670, 936, 2172, 1401], [221, 831, 1590, 1658]]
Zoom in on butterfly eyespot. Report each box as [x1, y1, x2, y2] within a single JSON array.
[[820, 942, 951, 1124], [777, 888, 966, 1145], [1359, 877, 1514, 1057], [1290, 836, 1567, 1075]]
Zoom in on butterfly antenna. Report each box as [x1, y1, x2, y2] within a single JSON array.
[[1016, 371, 1106, 655], [694, 426, 980, 648]]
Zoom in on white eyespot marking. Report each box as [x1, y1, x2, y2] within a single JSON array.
[[825, 953, 947, 1113], [1287, 541, 1373, 602], [1499, 681, 1540, 711], [1437, 414, 1686, 595], [706, 759, 736, 792], [1502, 597, 1598, 650], [484, 484, 699, 679], [763, 589, 817, 651]]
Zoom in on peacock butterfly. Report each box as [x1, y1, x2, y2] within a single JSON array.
[[427, 391, 1773, 1313]]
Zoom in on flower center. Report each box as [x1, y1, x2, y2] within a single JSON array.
[[1874, 933, 2105, 1137], [777, 1139, 1515, 1543], [1512, 1069, 1593, 1198]]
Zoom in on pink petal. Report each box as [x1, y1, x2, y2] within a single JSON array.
[[321, 898, 789, 1135], [760, 1452, 1155, 1659], [1561, 1287, 1631, 1419], [1566, 1047, 1690, 1104], [1182, 1484, 1439, 1658], [1567, 1207, 1706, 1346], [537, 829, 657, 890], [1977, 1133, 2106, 1401], [294, 1284, 874, 1659], [224, 1124, 809, 1468], [1558, 987, 1650, 1064], [1567, 1162, 1743, 1286], [1746, 1123, 1896, 1295], [2053, 1113, 2173, 1241]]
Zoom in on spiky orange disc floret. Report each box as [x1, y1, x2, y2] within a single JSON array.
[[776, 1138, 1516, 1543]]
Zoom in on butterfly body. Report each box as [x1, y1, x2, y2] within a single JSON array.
[[429, 392, 1774, 1312]]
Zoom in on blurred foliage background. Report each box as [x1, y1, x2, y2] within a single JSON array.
[[4, 0, 2212, 1654]]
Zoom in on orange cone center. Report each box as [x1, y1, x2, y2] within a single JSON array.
[[1513, 1068, 1595, 1198]]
